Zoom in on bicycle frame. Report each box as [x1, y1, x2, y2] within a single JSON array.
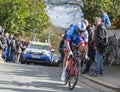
[[64, 45, 81, 90], [103, 34, 119, 66]]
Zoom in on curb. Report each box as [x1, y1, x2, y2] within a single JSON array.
[[81, 74, 120, 90], [108, 28, 120, 30], [59, 63, 63, 68]]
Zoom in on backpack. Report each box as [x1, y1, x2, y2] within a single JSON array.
[[95, 25, 107, 52]]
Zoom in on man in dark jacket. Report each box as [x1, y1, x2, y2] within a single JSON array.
[[11, 36, 16, 63], [59, 33, 65, 63], [81, 19, 95, 74], [91, 17, 106, 76]]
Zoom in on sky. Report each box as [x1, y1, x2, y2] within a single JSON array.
[[45, 3, 83, 28]]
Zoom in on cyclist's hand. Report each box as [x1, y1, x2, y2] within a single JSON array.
[[85, 54, 90, 61], [69, 51, 73, 56], [94, 46, 97, 50], [68, 51, 73, 59]]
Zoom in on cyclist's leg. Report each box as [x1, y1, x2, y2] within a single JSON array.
[[61, 50, 69, 81], [72, 35, 85, 73], [63, 52, 67, 67]]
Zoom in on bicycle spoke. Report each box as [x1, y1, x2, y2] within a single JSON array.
[[64, 72, 69, 85], [68, 75, 78, 90]]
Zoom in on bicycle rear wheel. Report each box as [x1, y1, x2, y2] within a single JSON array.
[[109, 45, 117, 66], [111, 46, 118, 58], [68, 62, 79, 90]]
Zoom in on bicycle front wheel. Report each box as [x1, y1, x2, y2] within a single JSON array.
[[64, 69, 69, 85], [68, 63, 79, 90]]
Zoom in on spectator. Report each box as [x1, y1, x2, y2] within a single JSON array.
[[59, 33, 65, 63], [0, 35, 4, 63], [99, 9, 111, 28], [81, 19, 95, 74], [6, 34, 13, 62], [91, 17, 106, 76], [6, 33, 11, 61], [10, 36, 16, 63], [16, 39, 23, 63], [2, 34, 8, 61]]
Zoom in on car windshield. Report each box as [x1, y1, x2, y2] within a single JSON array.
[[29, 44, 48, 50]]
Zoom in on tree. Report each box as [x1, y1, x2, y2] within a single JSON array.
[[46, 0, 120, 26], [0, 0, 49, 36], [82, 0, 120, 23], [26, 0, 49, 34]]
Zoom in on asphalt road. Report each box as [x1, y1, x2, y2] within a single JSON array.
[[0, 63, 100, 92]]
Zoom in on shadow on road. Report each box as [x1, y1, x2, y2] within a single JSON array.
[[0, 63, 98, 92]]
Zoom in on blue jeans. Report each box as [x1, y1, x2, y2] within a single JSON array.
[[94, 49, 103, 75], [11, 52, 16, 63], [6, 47, 11, 61], [2, 48, 7, 61]]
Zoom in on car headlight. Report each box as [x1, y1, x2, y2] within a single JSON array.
[[23, 51, 27, 54], [23, 50, 30, 54], [44, 52, 51, 57]]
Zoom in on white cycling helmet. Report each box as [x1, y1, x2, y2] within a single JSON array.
[[77, 22, 86, 32]]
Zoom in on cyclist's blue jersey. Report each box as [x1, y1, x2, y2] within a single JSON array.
[[64, 24, 85, 51], [64, 25, 78, 41]]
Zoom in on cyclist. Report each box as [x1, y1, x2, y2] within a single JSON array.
[[61, 22, 86, 81]]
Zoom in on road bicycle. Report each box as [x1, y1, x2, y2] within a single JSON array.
[[103, 34, 119, 66], [64, 45, 83, 90]]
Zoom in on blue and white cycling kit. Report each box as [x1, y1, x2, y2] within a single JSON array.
[[64, 24, 85, 52]]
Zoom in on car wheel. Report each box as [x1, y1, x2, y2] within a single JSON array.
[[21, 61, 25, 64], [54, 62, 59, 67], [26, 62, 30, 65]]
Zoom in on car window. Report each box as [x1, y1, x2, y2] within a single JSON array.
[[29, 44, 48, 50]]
